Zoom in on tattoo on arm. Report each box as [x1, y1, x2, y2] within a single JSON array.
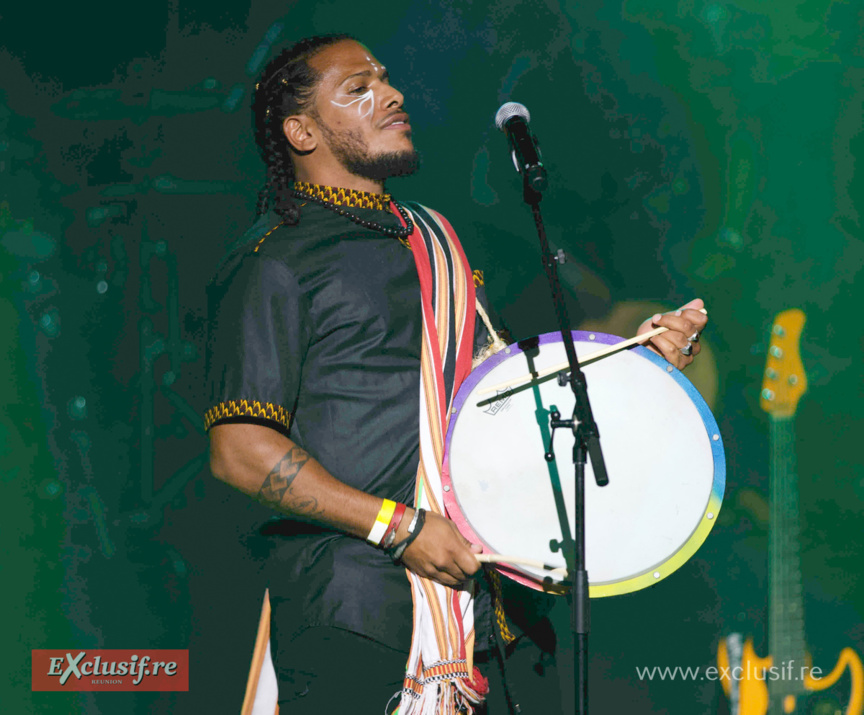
[[257, 447, 310, 506], [256, 448, 325, 520]]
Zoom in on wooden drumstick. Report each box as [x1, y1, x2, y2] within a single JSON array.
[[477, 308, 707, 396], [475, 553, 568, 578]]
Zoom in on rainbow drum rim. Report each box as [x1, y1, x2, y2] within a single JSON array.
[[442, 331, 725, 598]]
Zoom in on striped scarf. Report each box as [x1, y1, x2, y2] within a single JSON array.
[[392, 202, 487, 714]]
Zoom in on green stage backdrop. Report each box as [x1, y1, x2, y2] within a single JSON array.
[[2, 1, 862, 713]]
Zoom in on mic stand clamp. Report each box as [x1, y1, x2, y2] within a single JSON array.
[[543, 409, 574, 462]]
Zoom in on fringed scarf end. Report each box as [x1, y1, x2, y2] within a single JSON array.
[[393, 662, 487, 715]]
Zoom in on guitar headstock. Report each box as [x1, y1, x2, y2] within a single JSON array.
[[760, 309, 808, 417]]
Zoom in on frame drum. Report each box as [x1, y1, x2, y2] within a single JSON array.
[[442, 331, 725, 597]]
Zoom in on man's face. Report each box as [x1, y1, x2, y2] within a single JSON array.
[[305, 40, 418, 181]]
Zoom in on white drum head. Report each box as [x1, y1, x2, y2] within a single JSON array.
[[442, 332, 725, 597]]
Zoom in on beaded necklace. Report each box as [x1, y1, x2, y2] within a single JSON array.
[[291, 183, 413, 239]]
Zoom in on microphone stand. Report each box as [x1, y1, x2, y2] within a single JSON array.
[[520, 178, 609, 715]]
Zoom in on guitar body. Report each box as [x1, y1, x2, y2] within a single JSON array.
[[717, 636, 864, 715]]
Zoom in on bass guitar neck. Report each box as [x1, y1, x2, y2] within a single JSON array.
[[716, 310, 863, 715]]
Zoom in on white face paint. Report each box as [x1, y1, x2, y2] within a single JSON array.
[[329, 56, 385, 120], [330, 88, 375, 119], [362, 53, 383, 76]]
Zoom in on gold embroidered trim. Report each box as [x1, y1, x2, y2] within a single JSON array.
[[203, 399, 291, 431], [253, 221, 286, 253], [488, 570, 517, 645], [473, 269, 485, 287], [293, 181, 391, 211]]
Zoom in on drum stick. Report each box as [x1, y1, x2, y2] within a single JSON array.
[[475, 553, 568, 578], [477, 308, 707, 396]]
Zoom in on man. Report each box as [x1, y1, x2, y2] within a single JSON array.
[[204, 34, 706, 714]]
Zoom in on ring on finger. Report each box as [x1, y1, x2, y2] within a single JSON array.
[[680, 343, 693, 357], [688, 331, 700, 343]]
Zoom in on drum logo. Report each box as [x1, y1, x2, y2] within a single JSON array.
[[483, 390, 512, 416]]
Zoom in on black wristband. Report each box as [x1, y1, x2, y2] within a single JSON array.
[[387, 508, 426, 564]]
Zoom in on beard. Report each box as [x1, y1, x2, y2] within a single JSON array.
[[319, 121, 420, 182]]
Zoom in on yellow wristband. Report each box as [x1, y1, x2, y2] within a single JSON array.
[[366, 499, 397, 545]]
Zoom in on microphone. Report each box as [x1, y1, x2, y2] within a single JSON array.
[[494, 102, 548, 192]]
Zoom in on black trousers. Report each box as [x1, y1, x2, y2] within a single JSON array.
[[275, 620, 562, 714]]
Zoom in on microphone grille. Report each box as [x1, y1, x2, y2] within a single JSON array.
[[494, 102, 530, 131]]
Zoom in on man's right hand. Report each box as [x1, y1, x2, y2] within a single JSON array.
[[397, 509, 482, 587]]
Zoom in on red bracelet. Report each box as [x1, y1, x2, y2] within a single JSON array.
[[381, 503, 407, 549]]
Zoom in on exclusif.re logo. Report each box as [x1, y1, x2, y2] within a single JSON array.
[[32, 650, 189, 692]]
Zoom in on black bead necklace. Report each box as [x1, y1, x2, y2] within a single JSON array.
[[292, 188, 413, 239]]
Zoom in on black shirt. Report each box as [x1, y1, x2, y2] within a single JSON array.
[[204, 199, 550, 655]]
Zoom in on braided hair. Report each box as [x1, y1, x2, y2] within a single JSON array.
[[251, 34, 356, 223]]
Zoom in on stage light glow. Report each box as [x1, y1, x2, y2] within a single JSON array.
[[68, 396, 87, 420]]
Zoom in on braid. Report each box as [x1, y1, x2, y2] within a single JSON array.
[[251, 34, 355, 223]]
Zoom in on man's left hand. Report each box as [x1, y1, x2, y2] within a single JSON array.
[[637, 298, 708, 370]]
